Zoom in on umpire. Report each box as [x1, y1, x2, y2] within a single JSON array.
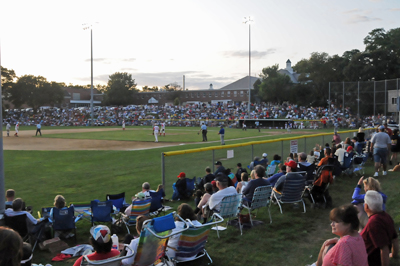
[[200, 123, 207, 141]]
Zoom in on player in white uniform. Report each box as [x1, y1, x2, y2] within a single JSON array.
[[153, 124, 159, 142], [14, 122, 19, 137], [6, 122, 11, 137], [122, 120, 125, 130], [160, 122, 166, 136]]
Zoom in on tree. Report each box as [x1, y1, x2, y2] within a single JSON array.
[[103, 72, 138, 105], [8, 75, 64, 111], [142, 86, 159, 92], [257, 64, 292, 103], [1, 66, 17, 99], [163, 82, 181, 91]]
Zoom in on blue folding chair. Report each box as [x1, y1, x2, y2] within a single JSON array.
[[89, 200, 113, 226], [106, 192, 128, 213], [149, 191, 165, 216], [52, 206, 78, 243], [186, 177, 196, 196]]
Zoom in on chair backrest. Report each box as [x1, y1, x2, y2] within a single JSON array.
[[91, 200, 113, 223], [342, 152, 352, 168], [266, 165, 277, 176], [53, 206, 75, 231], [298, 163, 316, 182], [133, 222, 172, 266], [4, 214, 29, 238], [106, 192, 126, 210], [186, 177, 196, 192], [280, 173, 306, 203], [218, 194, 241, 219], [249, 185, 272, 210], [129, 198, 152, 223], [175, 224, 212, 260], [41, 207, 53, 220], [148, 191, 163, 212]]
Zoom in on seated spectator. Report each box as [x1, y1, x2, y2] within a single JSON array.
[[236, 172, 249, 194], [203, 175, 237, 214], [334, 144, 346, 165], [213, 161, 226, 176], [5, 198, 44, 233], [351, 137, 361, 153], [156, 184, 166, 202], [311, 205, 368, 266], [313, 147, 321, 161], [21, 243, 33, 266], [307, 150, 315, 164], [196, 183, 213, 219], [343, 137, 352, 150], [235, 163, 247, 182], [5, 189, 15, 206], [166, 204, 202, 259], [249, 156, 261, 170], [172, 172, 188, 201], [259, 153, 269, 167], [0, 226, 23, 266], [332, 131, 341, 145], [141, 182, 156, 197], [250, 170, 256, 180], [312, 148, 334, 207], [125, 192, 148, 216], [121, 215, 150, 265], [293, 153, 298, 163], [361, 191, 399, 266], [352, 176, 387, 229], [357, 127, 365, 143], [226, 168, 237, 187], [274, 160, 302, 194], [266, 164, 286, 187], [242, 165, 270, 204], [198, 167, 215, 190], [270, 154, 281, 166], [298, 152, 311, 167], [50, 195, 74, 238], [73, 225, 120, 266]]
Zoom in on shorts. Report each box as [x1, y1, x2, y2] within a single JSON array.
[[373, 148, 388, 164]]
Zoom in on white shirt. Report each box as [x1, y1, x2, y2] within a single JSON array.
[[207, 186, 237, 211], [161, 123, 165, 129], [6, 123, 11, 130], [166, 220, 202, 260], [153, 126, 159, 133], [122, 238, 139, 265]]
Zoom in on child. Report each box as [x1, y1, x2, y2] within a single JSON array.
[[156, 184, 166, 202], [194, 189, 203, 208], [196, 183, 213, 223]]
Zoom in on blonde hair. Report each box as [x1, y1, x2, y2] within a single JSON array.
[[363, 177, 381, 192], [54, 195, 66, 209], [358, 127, 363, 133], [250, 170, 256, 180]]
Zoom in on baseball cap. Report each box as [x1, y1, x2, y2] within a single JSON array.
[[284, 160, 297, 169], [379, 125, 385, 130], [135, 192, 146, 199], [346, 146, 353, 153], [177, 172, 186, 178], [90, 225, 111, 244], [262, 153, 268, 157], [215, 174, 228, 183], [215, 161, 222, 165]]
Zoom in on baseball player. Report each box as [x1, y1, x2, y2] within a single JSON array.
[[255, 120, 260, 132], [36, 122, 42, 136], [160, 122, 166, 136], [122, 120, 125, 130], [6, 122, 11, 137], [153, 124, 159, 142], [242, 122, 247, 131], [14, 122, 19, 137]]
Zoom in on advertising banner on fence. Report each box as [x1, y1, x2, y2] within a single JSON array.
[[290, 140, 298, 154]]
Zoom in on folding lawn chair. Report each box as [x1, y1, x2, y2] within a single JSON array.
[[266, 165, 277, 177], [106, 192, 129, 213], [169, 213, 224, 265], [131, 212, 189, 266], [52, 206, 79, 243], [186, 177, 196, 197], [213, 193, 242, 238], [88, 200, 114, 226], [70, 202, 92, 222], [241, 185, 272, 226], [149, 191, 165, 216], [124, 197, 152, 234], [271, 172, 306, 214], [80, 244, 134, 266]]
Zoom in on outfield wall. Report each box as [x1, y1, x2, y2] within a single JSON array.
[[161, 129, 374, 196]]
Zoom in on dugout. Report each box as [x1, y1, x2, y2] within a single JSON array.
[[238, 119, 291, 129]]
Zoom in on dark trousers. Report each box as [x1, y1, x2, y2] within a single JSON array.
[[36, 129, 41, 136], [202, 130, 207, 141]]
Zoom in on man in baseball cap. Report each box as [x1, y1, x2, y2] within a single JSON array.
[[273, 160, 303, 193], [73, 225, 119, 265]]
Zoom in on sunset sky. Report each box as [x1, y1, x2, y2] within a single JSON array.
[[1, 0, 399, 90]]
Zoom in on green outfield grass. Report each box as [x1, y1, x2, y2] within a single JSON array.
[[41, 126, 333, 142], [3, 128, 399, 266]]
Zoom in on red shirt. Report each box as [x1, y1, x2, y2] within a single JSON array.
[[73, 250, 120, 266], [361, 211, 398, 266]]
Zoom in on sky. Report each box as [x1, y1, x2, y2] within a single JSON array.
[[1, 0, 399, 90]]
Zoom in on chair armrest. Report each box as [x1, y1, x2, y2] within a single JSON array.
[[82, 244, 134, 264]]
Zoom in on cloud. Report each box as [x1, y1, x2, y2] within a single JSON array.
[[390, 8, 400, 11], [346, 14, 382, 24], [343, 8, 362, 14], [222, 48, 276, 59], [84, 58, 136, 63], [121, 58, 136, 62], [369, 0, 382, 2]]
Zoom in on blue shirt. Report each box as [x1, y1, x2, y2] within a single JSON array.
[[219, 128, 225, 134], [201, 125, 207, 130]]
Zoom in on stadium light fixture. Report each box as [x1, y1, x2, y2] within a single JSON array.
[[243, 16, 253, 116]]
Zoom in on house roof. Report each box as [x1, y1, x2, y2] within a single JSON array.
[[277, 69, 300, 83], [219, 76, 260, 90]]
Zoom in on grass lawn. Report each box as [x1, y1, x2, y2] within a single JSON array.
[[3, 127, 399, 265]]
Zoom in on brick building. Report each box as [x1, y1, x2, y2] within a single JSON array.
[[60, 87, 103, 108]]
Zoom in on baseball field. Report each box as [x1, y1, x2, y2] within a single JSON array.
[[3, 126, 400, 266]]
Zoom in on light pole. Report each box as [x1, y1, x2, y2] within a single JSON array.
[[243, 16, 253, 116], [83, 23, 96, 126]]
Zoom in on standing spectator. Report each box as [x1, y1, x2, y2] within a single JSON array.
[[36, 122, 42, 136], [242, 122, 247, 131], [390, 129, 400, 165], [199, 123, 207, 141], [172, 172, 188, 201], [235, 163, 247, 182], [361, 190, 398, 266], [334, 144, 346, 166], [153, 123, 159, 142], [218, 125, 225, 145], [332, 131, 341, 145], [255, 120, 260, 132], [383, 122, 393, 137], [0, 226, 23, 266], [371, 125, 391, 177], [6, 122, 11, 137]]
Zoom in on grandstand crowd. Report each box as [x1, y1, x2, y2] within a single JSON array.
[[2, 123, 399, 266], [3, 102, 395, 129]]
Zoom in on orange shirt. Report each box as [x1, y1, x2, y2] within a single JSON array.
[[314, 156, 333, 187]]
